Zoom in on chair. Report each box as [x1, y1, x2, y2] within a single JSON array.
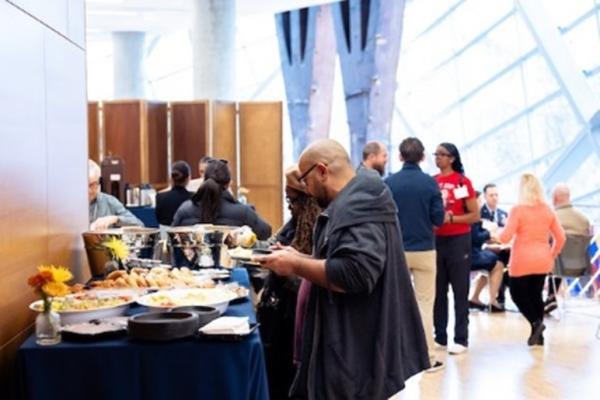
[[551, 234, 593, 316], [579, 233, 600, 297]]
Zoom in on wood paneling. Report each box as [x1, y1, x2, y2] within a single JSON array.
[[103, 100, 145, 185], [239, 102, 283, 230], [87, 101, 99, 162], [0, 1, 88, 395], [102, 100, 168, 186], [171, 101, 209, 178], [146, 102, 168, 185], [213, 101, 238, 195]]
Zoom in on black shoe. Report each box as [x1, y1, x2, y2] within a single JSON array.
[[490, 304, 505, 313], [469, 300, 487, 311], [528, 320, 546, 346]]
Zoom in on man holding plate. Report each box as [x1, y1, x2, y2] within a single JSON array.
[[254, 139, 429, 399]]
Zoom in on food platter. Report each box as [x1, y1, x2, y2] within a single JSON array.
[[29, 292, 135, 325], [88, 267, 215, 290], [136, 288, 238, 314], [217, 282, 250, 302]]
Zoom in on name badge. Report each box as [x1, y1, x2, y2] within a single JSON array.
[[453, 185, 468, 199]]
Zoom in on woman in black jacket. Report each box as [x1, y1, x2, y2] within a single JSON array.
[[172, 158, 272, 240], [155, 160, 193, 226]]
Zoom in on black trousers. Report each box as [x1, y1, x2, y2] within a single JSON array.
[[547, 275, 562, 297], [509, 274, 546, 325], [434, 233, 471, 346]]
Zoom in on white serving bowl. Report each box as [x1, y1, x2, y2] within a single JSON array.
[[29, 293, 135, 325]]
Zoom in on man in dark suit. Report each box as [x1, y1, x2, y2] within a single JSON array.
[[480, 183, 508, 227], [478, 183, 510, 305]]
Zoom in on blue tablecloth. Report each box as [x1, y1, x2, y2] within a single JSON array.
[[17, 269, 269, 400], [127, 206, 159, 228]]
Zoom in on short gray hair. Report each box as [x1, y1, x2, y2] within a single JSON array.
[[88, 159, 101, 180]]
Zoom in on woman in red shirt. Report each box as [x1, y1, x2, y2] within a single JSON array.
[[499, 173, 565, 346], [433, 143, 480, 354]]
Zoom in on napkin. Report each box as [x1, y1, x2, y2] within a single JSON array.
[[199, 316, 250, 335]]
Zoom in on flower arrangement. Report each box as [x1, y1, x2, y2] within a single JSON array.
[[28, 265, 73, 312], [103, 237, 129, 263]]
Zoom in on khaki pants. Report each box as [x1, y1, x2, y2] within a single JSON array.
[[405, 250, 437, 363]]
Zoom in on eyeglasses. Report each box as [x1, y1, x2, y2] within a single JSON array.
[[88, 180, 100, 189], [298, 163, 319, 184], [432, 152, 452, 158]]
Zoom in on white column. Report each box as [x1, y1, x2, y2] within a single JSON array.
[[191, 0, 236, 100], [112, 31, 147, 99]]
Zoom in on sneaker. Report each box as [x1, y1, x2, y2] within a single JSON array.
[[448, 344, 468, 354], [425, 361, 445, 373], [434, 341, 447, 350], [544, 301, 558, 314]]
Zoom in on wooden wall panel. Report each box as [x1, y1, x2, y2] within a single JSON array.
[[87, 101, 99, 162], [103, 100, 145, 185], [239, 102, 283, 230], [146, 102, 168, 185], [213, 101, 238, 195], [0, 1, 88, 395], [171, 101, 209, 178]]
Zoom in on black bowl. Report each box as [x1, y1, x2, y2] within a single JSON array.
[[170, 306, 219, 327], [128, 312, 199, 341]]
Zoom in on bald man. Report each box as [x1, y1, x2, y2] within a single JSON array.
[[546, 183, 591, 313], [254, 139, 429, 399], [358, 140, 388, 176], [552, 183, 590, 236]]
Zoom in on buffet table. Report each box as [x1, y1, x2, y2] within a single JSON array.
[[17, 269, 269, 400], [127, 206, 159, 228]]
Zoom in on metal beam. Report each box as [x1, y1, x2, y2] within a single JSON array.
[[333, 0, 406, 165], [516, 0, 600, 189], [275, 5, 336, 160]]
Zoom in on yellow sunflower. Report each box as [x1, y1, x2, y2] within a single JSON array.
[[42, 281, 70, 298], [38, 265, 73, 283], [103, 237, 129, 261]]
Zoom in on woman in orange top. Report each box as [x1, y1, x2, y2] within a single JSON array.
[[498, 173, 565, 346]]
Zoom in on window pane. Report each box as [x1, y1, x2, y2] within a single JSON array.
[[562, 17, 600, 72], [461, 66, 526, 142], [527, 95, 582, 158], [521, 54, 560, 105]]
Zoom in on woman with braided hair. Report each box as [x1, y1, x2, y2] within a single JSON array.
[[433, 142, 480, 355], [257, 165, 321, 400]]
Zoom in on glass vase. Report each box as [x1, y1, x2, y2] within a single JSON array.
[[35, 310, 61, 345]]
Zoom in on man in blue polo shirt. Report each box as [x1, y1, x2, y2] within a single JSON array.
[[385, 137, 446, 372]]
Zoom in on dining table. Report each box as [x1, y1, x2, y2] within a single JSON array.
[[17, 268, 269, 400]]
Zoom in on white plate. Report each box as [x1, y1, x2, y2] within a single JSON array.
[[192, 269, 231, 280], [29, 294, 135, 326], [136, 288, 238, 315]]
